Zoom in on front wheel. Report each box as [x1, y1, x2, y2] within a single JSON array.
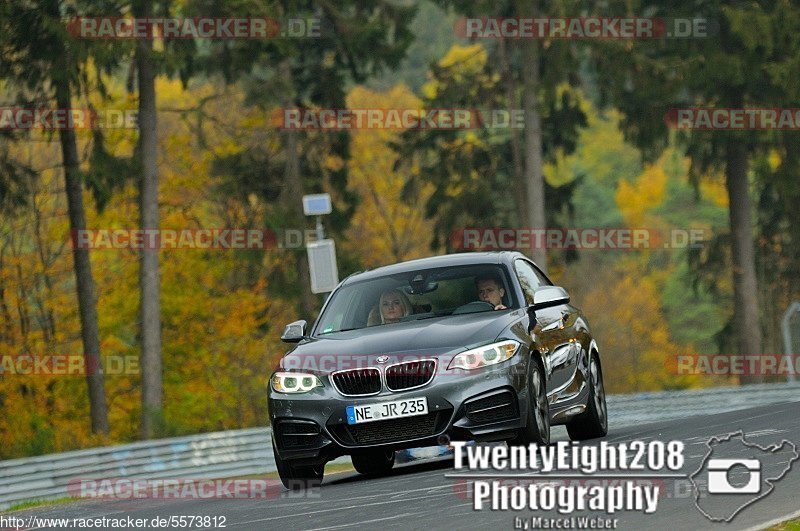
[[566, 353, 608, 440], [272, 437, 324, 489], [509, 359, 550, 446], [351, 449, 395, 476]]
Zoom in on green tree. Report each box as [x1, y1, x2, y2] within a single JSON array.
[[595, 0, 800, 383], [396, 41, 585, 259], [418, 0, 588, 272], [190, 0, 417, 314]]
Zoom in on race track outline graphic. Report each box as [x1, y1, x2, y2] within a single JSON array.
[[689, 430, 799, 522]]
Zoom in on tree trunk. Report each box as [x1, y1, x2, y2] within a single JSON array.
[[279, 61, 316, 318], [519, 0, 547, 272], [54, 74, 109, 435], [285, 124, 317, 318], [725, 139, 763, 385], [135, 0, 163, 438], [498, 38, 526, 226]]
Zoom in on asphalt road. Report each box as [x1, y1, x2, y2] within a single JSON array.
[[13, 400, 800, 531]]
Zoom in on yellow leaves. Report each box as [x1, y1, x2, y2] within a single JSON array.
[[699, 177, 729, 208], [156, 77, 194, 106], [323, 154, 345, 172], [445, 179, 465, 199], [322, 51, 336, 68], [615, 164, 668, 226], [422, 44, 489, 99], [421, 78, 440, 101], [554, 82, 591, 115], [343, 84, 437, 267], [437, 43, 487, 74], [767, 149, 781, 171], [543, 148, 572, 186], [0, 77, 282, 455], [570, 108, 642, 187]]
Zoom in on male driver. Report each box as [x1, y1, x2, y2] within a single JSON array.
[[476, 274, 507, 310]]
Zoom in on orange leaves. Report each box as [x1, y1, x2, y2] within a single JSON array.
[[0, 79, 287, 456], [582, 272, 702, 393], [699, 176, 729, 208]]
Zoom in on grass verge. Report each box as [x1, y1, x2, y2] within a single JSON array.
[[770, 518, 800, 531], [6, 497, 78, 513]]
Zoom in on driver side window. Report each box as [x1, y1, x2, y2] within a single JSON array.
[[514, 260, 543, 305]]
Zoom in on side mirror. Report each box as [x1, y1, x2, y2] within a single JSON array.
[[281, 320, 307, 343], [531, 286, 570, 310]]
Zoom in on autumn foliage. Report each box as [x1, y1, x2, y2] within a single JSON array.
[[2, 8, 797, 455]]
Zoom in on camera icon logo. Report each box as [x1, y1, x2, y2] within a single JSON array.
[[707, 458, 761, 494], [691, 431, 798, 522]]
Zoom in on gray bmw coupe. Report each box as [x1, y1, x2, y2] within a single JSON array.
[[269, 251, 607, 487]]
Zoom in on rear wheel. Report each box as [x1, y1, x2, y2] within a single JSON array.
[[351, 449, 395, 476], [509, 359, 550, 445], [566, 353, 608, 440], [272, 437, 324, 489]]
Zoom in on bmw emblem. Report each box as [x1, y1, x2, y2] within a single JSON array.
[[376, 355, 390, 364]]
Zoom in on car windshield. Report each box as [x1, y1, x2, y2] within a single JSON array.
[[314, 264, 515, 335]]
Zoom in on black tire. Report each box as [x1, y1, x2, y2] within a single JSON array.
[[351, 449, 396, 476], [509, 359, 550, 446], [272, 437, 324, 489], [566, 353, 608, 441]]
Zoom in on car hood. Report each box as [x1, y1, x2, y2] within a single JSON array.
[[279, 310, 523, 372]]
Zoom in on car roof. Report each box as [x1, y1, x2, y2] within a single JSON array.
[[342, 251, 524, 284]]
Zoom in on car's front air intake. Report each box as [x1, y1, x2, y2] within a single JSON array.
[[465, 391, 518, 424], [330, 368, 381, 396], [385, 360, 436, 391], [275, 420, 322, 450], [344, 412, 439, 444]]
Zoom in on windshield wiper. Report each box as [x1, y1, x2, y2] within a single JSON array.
[[319, 327, 361, 334]]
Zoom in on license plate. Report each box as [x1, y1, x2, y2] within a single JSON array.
[[346, 397, 428, 425]]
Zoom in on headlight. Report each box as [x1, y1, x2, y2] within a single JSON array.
[[447, 340, 521, 370], [271, 372, 322, 393]]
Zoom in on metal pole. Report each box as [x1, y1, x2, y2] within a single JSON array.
[[315, 215, 324, 241], [781, 301, 800, 384]]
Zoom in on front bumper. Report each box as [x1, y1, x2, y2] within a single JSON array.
[[268, 354, 530, 464]]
